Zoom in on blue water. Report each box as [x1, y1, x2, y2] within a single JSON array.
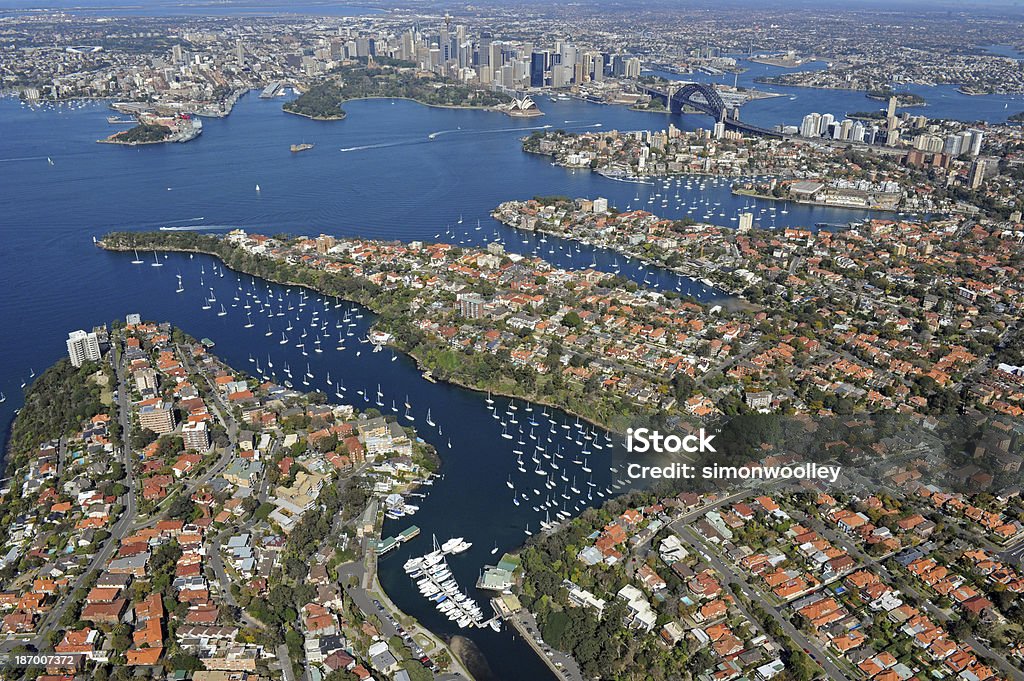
[[981, 44, 1024, 60], [0, 84, 1014, 676], [652, 58, 1024, 127]]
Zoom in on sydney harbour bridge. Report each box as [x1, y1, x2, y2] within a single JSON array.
[[639, 81, 781, 137]]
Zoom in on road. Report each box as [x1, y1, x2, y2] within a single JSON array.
[[30, 340, 140, 647]]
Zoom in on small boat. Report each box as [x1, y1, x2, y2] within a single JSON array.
[[255, 183, 261, 192]]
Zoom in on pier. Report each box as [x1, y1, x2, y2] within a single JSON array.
[[259, 81, 283, 98]]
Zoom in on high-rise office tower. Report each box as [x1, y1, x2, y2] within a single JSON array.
[[530, 51, 546, 87]]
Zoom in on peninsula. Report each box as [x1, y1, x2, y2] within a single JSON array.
[[0, 319, 464, 680], [98, 230, 698, 433], [284, 58, 511, 120]]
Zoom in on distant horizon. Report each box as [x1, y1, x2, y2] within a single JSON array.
[[2, 0, 1024, 11]]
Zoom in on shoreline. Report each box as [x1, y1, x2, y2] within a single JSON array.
[[282, 106, 347, 121], [96, 137, 170, 146], [524, 146, 783, 183], [336, 95, 504, 112], [284, 94, 506, 121], [96, 239, 629, 434], [491, 213, 748, 302], [730, 186, 903, 213]]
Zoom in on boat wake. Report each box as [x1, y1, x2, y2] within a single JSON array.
[[428, 123, 554, 140], [340, 141, 409, 152], [0, 155, 50, 163], [157, 224, 233, 232]]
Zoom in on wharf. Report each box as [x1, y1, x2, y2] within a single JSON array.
[[259, 81, 283, 98]]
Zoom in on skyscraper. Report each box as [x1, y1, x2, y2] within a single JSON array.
[[530, 51, 546, 87], [969, 158, 987, 189], [800, 113, 821, 138], [819, 113, 835, 136], [66, 329, 101, 367], [966, 128, 984, 156]]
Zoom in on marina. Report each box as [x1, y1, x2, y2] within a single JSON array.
[[401, 536, 502, 632]]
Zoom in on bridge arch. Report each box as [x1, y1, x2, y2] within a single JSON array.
[[669, 82, 726, 120]]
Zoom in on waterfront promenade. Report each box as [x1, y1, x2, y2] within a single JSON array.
[[506, 609, 584, 681]]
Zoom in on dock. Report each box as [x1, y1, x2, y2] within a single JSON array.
[[372, 524, 420, 554], [259, 81, 283, 99]]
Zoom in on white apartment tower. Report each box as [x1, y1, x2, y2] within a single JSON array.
[[66, 330, 101, 367]]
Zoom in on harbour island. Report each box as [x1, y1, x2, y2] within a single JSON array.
[[98, 113, 203, 145]]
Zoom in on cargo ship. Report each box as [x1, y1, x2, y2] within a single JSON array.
[[290, 143, 314, 152]]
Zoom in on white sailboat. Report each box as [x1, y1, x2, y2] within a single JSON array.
[[150, 251, 163, 267]]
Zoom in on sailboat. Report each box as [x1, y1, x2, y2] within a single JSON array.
[[151, 251, 163, 267], [425, 409, 435, 427], [255, 183, 261, 192], [217, 304, 227, 317], [175, 274, 184, 293], [131, 248, 144, 264]]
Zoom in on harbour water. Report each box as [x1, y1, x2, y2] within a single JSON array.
[[0, 82, 1016, 677], [652, 57, 1024, 128]]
